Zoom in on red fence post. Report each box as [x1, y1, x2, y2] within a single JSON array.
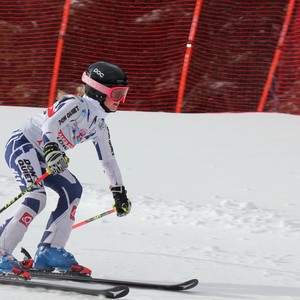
[[257, 0, 295, 112], [176, 0, 203, 113], [47, 0, 71, 116]]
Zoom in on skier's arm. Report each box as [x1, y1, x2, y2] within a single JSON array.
[[41, 96, 82, 173], [93, 125, 123, 185], [93, 125, 131, 217]]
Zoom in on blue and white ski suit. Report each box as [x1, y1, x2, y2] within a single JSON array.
[[0, 94, 123, 253]]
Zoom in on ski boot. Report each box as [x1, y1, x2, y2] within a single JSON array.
[[33, 246, 91, 275], [0, 251, 31, 279]]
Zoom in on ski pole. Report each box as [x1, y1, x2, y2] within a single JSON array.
[[0, 170, 50, 214], [72, 208, 116, 229]]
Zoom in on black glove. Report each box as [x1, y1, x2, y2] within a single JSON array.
[[111, 186, 131, 217], [44, 142, 69, 175]]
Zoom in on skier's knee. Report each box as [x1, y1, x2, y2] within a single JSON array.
[[22, 189, 47, 214], [58, 180, 83, 204], [67, 181, 83, 201]]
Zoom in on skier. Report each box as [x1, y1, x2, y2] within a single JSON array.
[[0, 61, 132, 278]]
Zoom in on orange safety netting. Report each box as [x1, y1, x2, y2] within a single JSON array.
[[0, 0, 298, 113]]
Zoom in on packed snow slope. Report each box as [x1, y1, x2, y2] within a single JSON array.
[[0, 106, 300, 300]]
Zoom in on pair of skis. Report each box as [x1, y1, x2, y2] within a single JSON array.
[[0, 269, 199, 298]]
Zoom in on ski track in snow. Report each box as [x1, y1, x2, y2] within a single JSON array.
[[1, 174, 300, 299], [2, 174, 297, 235], [1, 110, 300, 299]]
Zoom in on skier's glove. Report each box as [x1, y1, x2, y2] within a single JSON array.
[[44, 142, 69, 175], [111, 186, 131, 217]]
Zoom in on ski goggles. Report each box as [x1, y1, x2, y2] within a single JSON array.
[[82, 72, 129, 103]]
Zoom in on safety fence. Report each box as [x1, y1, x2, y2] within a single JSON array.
[[0, 0, 299, 113]]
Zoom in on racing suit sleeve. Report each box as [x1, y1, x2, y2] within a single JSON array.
[[93, 124, 123, 186]]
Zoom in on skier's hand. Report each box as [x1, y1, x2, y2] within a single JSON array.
[[44, 142, 69, 175], [111, 186, 131, 217]]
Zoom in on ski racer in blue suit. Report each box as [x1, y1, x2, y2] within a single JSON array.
[[0, 61, 131, 278]]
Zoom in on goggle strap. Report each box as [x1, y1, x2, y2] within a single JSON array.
[[82, 72, 110, 95]]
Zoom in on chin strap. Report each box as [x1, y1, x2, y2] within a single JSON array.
[[100, 100, 114, 113]]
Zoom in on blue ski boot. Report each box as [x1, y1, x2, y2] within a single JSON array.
[[33, 246, 91, 275], [0, 250, 31, 279]]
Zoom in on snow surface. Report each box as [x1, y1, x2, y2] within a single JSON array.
[[0, 106, 300, 300]]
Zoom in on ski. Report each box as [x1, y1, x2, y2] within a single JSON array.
[[28, 269, 199, 291], [19, 248, 198, 292], [0, 274, 129, 298]]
